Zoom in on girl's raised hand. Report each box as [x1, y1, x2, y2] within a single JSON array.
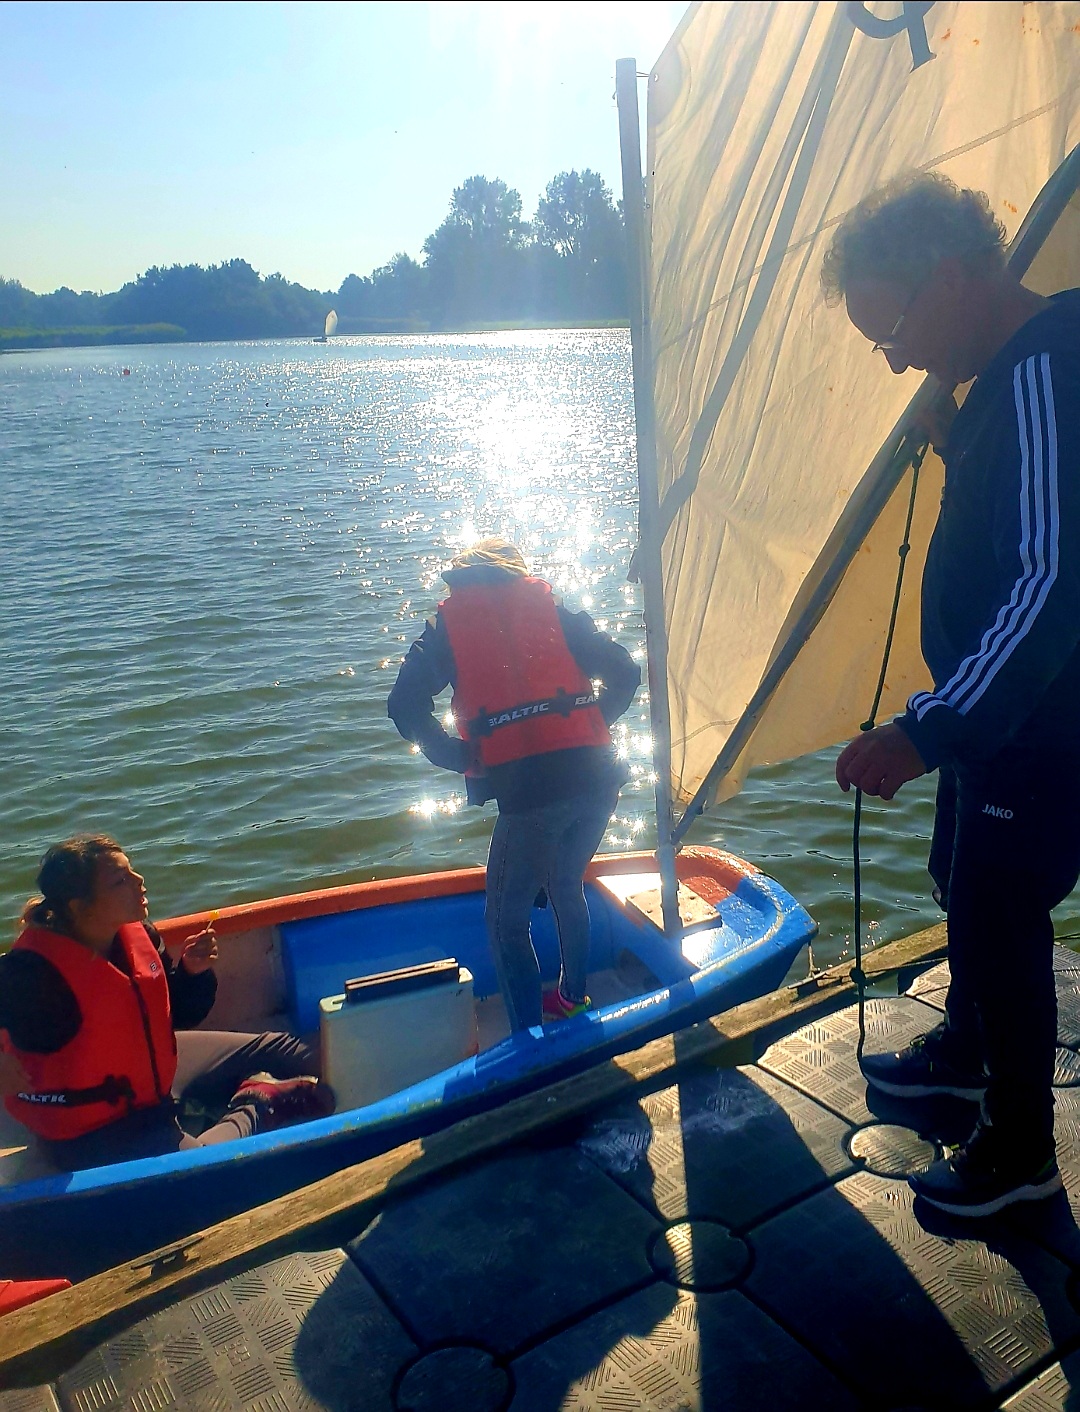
[[180, 927, 219, 975]]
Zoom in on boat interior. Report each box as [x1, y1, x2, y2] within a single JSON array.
[[0, 852, 752, 1191]]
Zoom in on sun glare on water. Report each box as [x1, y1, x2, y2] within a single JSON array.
[[410, 797, 463, 819]]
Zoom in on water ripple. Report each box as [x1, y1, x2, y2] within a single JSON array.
[[3, 334, 1075, 967]]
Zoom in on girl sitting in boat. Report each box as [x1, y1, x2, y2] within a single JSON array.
[[0, 835, 334, 1171]]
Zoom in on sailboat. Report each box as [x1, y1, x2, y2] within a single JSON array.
[[0, 139, 813, 1280], [5, 0, 1078, 1286], [313, 308, 338, 342]]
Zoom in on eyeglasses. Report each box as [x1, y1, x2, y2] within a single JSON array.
[[871, 280, 926, 355]]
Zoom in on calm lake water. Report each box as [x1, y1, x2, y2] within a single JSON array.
[[3, 332, 1075, 970]]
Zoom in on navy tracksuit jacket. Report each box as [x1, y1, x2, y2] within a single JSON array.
[[899, 290, 1080, 770], [895, 289, 1080, 1147]]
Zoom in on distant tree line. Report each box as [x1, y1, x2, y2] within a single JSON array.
[[1, 170, 627, 344], [339, 171, 626, 328]]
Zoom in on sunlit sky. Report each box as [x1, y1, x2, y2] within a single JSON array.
[[0, 1, 687, 295]]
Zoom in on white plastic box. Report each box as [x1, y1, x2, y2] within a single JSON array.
[[319, 961, 478, 1112]]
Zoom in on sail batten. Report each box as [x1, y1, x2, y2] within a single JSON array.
[[643, 2, 1080, 819]]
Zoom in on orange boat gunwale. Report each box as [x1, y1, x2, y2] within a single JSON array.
[[155, 846, 759, 946]]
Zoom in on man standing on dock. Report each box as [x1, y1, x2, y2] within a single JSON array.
[[824, 173, 1080, 1217]]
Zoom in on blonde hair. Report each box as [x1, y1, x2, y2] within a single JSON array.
[[821, 171, 1006, 307], [448, 537, 528, 576]]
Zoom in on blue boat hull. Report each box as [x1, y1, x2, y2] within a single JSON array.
[[0, 849, 814, 1281]]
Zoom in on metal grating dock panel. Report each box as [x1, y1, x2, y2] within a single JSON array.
[[55, 1250, 414, 1412], [348, 1146, 659, 1355], [577, 1062, 853, 1227], [509, 1283, 861, 1411], [908, 948, 1080, 1052], [1001, 1348, 1080, 1409], [756, 996, 944, 1124], [746, 1170, 1080, 1408]]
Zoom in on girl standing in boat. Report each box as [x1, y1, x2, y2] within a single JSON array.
[[388, 539, 640, 1030], [0, 835, 334, 1170]]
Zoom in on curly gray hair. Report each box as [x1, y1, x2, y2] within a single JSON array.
[[821, 171, 1007, 307]]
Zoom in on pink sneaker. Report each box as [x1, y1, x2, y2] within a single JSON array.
[[228, 1072, 335, 1130], [541, 987, 591, 1022]]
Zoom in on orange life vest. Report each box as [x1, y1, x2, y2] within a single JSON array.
[[2, 923, 177, 1142], [440, 576, 611, 769]]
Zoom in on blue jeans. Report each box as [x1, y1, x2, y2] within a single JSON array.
[[485, 790, 617, 1031]]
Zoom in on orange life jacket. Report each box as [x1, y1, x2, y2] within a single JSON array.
[[440, 576, 611, 769], [2, 923, 177, 1142]]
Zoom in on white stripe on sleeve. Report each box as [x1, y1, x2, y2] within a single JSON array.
[[914, 354, 1059, 721]]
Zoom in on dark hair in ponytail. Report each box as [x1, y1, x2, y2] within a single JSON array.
[[18, 835, 124, 936]]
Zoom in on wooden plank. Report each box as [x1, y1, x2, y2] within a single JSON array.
[[0, 922, 946, 1384]]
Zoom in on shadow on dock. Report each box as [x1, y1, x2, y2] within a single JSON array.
[[10, 950, 1080, 1408]]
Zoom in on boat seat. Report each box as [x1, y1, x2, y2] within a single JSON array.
[[320, 962, 478, 1110], [592, 871, 705, 983], [595, 870, 723, 931]]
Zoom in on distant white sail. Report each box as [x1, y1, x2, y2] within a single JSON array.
[[324, 309, 338, 339]]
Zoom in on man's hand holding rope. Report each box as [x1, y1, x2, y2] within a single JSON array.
[[836, 721, 927, 800]]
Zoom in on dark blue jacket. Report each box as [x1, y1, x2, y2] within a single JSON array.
[[899, 290, 1080, 771]]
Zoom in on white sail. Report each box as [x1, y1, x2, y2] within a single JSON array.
[[324, 309, 338, 338], [639, 1, 1080, 817]]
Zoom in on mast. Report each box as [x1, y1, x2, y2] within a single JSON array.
[[615, 57, 680, 937]]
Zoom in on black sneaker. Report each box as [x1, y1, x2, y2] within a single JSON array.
[[910, 1122, 1061, 1217], [860, 1021, 986, 1100]]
